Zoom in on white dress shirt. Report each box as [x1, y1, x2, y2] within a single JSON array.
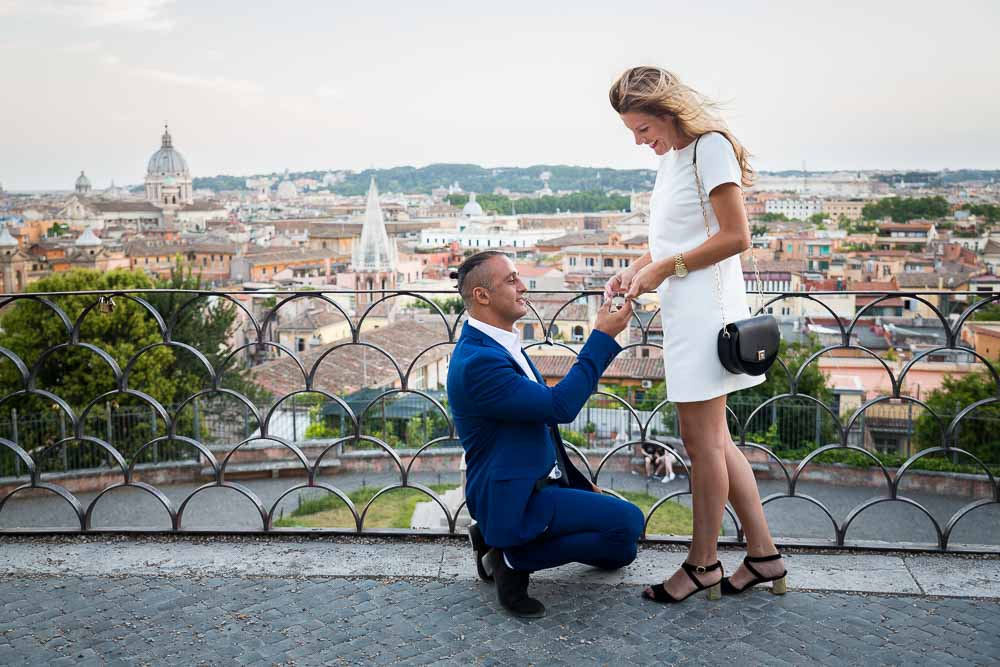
[[467, 317, 538, 383], [467, 316, 562, 481]]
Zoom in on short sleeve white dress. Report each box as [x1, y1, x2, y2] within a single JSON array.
[[648, 132, 766, 403]]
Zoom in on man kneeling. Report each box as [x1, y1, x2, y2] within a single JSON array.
[[447, 251, 644, 618]]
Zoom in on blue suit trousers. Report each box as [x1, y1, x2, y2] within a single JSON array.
[[504, 487, 645, 573]]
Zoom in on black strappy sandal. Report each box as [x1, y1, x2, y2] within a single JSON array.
[[720, 553, 787, 596], [642, 560, 723, 603]]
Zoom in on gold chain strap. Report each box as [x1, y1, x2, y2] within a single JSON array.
[[692, 135, 765, 335]]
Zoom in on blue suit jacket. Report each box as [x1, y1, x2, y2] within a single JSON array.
[[447, 322, 621, 548]]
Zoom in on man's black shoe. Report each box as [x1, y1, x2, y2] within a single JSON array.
[[483, 549, 545, 618], [468, 523, 493, 582]]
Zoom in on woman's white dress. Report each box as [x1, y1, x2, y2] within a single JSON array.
[[648, 132, 766, 403]]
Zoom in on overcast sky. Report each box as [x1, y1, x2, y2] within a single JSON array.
[[1, 0, 998, 190]]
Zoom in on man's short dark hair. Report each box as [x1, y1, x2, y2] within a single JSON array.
[[451, 251, 506, 305]]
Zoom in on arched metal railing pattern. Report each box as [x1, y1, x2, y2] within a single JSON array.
[[0, 287, 995, 552]]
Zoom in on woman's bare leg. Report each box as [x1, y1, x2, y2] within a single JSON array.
[[723, 434, 785, 587], [654, 396, 729, 598]]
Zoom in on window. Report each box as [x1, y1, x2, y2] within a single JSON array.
[[529, 280, 537, 289], [603, 258, 614, 268], [585, 257, 595, 267], [569, 257, 577, 266], [874, 437, 900, 455], [619, 258, 628, 267], [296, 338, 305, 352]]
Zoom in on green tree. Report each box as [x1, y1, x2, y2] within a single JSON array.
[[0, 270, 181, 410], [913, 371, 1000, 464], [972, 302, 1000, 321], [737, 338, 835, 450], [147, 261, 269, 404], [968, 204, 1000, 223], [0, 267, 268, 469], [412, 296, 464, 314], [862, 196, 950, 222], [446, 190, 630, 214]]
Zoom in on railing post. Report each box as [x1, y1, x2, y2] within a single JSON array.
[[11, 408, 19, 477], [151, 406, 159, 463], [106, 400, 113, 445], [59, 410, 67, 471], [292, 394, 298, 443], [906, 401, 913, 457], [193, 398, 201, 443], [814, 402, 821, 446], [952, 400, 960, 464]]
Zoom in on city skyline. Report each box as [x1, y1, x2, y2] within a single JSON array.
[[2, 0, 999, 190]]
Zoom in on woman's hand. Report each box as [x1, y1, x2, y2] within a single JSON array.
[[625, 259, 672, 299], [604, 265, 639, 300]]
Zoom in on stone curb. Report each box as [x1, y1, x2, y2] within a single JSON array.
[[2, 537, 999, 599]]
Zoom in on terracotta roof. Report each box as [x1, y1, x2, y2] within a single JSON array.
[[516, 263, 560, 278], [251, 319, 452, 396], [537, 231, 610, 248], [181, 200, 226, 212], [848, 280, 898, 291], [896, 271, 969, 289], [879, 221, 934, 231], [277, 308, 347, 331], [242, 248, 334, 266], [530, 354, 664, 381], [125, 240, 238, 256], [91, 201, 161, 213], [750, 259, 808, 273]]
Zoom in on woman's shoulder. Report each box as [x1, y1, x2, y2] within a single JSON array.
[[696, 131, 735, 157]]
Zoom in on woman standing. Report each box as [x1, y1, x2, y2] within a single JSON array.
[[605, 66, 787, 603]]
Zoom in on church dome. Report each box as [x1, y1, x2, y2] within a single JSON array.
[[462, 192, 484, 217], [75, 171, 91, 189], [147, 126, 189, 175]]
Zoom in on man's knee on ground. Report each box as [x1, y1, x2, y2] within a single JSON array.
[[599, 501, 644, 566]]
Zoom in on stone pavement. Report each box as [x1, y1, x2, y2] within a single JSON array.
[[1, 537, 999, 666]]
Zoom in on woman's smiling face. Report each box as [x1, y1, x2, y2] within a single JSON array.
[[620, 110, 684, 156]]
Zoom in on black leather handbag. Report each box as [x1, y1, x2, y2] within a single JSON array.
[[693, 135, 780, 377]]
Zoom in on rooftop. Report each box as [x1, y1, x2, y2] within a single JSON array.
[[251, 319, 451, 396]]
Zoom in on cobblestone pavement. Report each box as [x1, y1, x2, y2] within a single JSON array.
[[3, 470, 998, 547], [1, 573, 998, 666]]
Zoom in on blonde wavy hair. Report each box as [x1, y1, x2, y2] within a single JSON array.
[[609, 66, 754, 187]]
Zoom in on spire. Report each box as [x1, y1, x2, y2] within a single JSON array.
[[161, 123, 172, 148], [352, 176, 396, 272]]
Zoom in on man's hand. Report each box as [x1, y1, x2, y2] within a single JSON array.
[[604, 266, 638, 300], [594, 295, 633, 338], [625, 260, 671, 300]]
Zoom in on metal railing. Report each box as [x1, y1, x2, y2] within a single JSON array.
[[0, 287, 996, 552]]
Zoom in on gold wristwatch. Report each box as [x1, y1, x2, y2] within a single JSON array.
[[673, 253, 689, 278]]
